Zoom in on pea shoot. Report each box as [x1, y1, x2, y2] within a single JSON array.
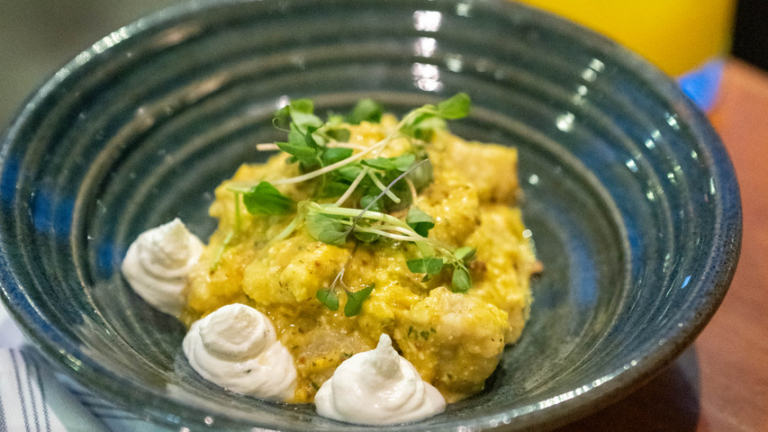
[[315, 267, 374, 317]]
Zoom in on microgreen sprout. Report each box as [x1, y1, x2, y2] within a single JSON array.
[[316, 288, 339, 311], [315, 265, 373, 317], [316, 267, 347, 312], [234, 181, 295, 216], [345, 285, 374, 317], [345, 99, 384, 124]]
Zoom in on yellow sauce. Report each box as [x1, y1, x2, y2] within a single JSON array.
[[182, 114, 536, 403]]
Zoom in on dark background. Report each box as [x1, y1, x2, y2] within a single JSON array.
[[0, 0, 766, 126], [732, 0, 768, 71]]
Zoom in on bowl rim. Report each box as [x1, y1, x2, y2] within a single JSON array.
[[0, 0, 742, 430]]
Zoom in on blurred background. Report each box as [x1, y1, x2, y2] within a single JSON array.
[[0, 0, 766, 126]]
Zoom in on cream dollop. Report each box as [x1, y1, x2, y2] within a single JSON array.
[[315, 334, 446, 425], [182, 303, 297, 401], [121, 218, 203, 316]]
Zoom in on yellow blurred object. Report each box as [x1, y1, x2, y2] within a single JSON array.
[[519, 0, 736, 77]]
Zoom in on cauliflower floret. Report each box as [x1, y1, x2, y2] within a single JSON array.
[[393, 287, 509, 402], [432, 130, 520, 205], [357, 282, 421, 341], [466, 205, 536, 343], [415, 170, 481, 246], [185, 233, 254, 321], [242, 230, 352, 305]]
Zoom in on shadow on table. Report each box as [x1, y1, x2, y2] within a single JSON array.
[[555, 347, 701, 432]]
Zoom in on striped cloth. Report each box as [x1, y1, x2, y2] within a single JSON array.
[[0, 305, 174, 432]]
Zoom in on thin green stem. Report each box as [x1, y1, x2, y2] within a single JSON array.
[[210, 229, 235, 272], [308, 203, 410, 230], [226, 183, 256, 193], [315, 155, 326, 192], [257, 142, 368, 152], [329, 267, 346, 291], [271, 214, 303, 243], [367, 170, 401, 203], [334, 167, 369, 206], [406, 178, 418, 204], [352, 226, 424, 243], [234, 192, 242, 233], [386, 225, 424, 237]]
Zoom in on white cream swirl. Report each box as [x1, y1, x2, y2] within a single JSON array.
[[315, 334, 446, 425], [121, 218, 203, 316], [182, 303, 297, 401]]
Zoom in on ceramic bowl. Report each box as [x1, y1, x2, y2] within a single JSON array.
[[0, 0, 741, 430]]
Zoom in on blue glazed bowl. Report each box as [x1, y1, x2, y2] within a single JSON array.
[[0, 0, 741, 431]]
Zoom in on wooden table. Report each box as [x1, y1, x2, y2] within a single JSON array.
[[556, 59, 768, 431]]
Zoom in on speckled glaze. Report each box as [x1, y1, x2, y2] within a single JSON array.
[[0, 0, 741, 431]]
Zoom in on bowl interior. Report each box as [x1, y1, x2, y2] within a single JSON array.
[[0, 0, 740, 431]]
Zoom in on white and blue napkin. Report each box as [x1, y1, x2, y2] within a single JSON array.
[[0, 304, 174, 432]]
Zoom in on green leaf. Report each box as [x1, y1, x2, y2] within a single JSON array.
[[306, 212, 349, 246], [275, 104, 291, 119], [317, 180, 350, 199], [327, 114, 344, 125], [402, 116, 447, 140], [280, 123, 320, 167], [405, 159, 434, 191], [242, 181, 296, 215], [362, 154, 416, 172], [407, 257, 444, 275], [288, 99, 323, 129], [361, 158, 394, 171], [275, 99, 323, 131], [316, 288, 339, 311], [360, 194, 384, 213], [290, 99, 314, 114], [393, 154, 417, 171], [416, 117, 447, 140], [346, 99, 383, 124], [306, 126, 323, 148], [337, 163, 364, 182], [454, 246, 476, 262], [451, 266, 471, 293], [437, 93, 471, 119], [322, 147, 353, 165], [408, 112, 437, 129], [288, 122, 306, 146], [345, 285, 374, 317], [406, 207, 435, 237], [277, 142, 317, 166], [327, 128, 351, 143], [353, 230, 380, 243], [273, 106, 291, 129], [416, 241, 436, 258], [292, 110, 323, 129]]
